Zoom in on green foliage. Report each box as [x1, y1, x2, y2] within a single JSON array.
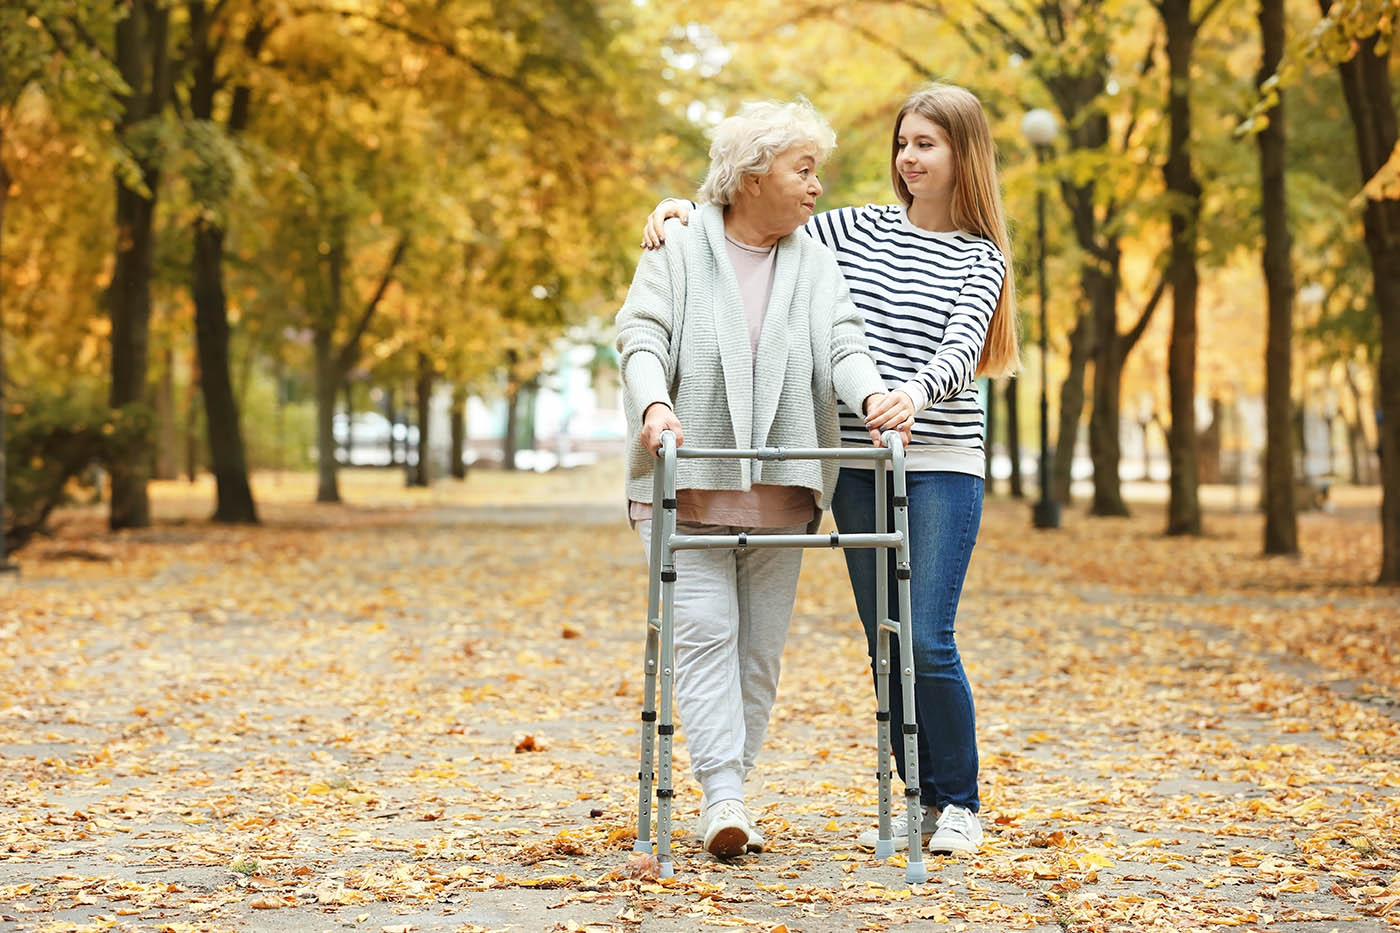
[[3, 396, 152, 555], [0, 3, 125, 115], [239, 374, 317, 472]]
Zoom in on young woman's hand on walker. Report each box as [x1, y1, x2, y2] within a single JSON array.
[[641, 401, 685, 455], [863, 393, 913, 447], [865, 390, 916, 446], [641, 199, 692, 249]]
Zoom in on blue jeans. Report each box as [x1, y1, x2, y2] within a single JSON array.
[[831, 468, 983, 813]]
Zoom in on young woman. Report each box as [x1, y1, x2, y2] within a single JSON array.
[[642, 84, 1019, 856]]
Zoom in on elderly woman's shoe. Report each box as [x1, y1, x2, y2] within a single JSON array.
[[743, 805, 766, 853], [701, 799, 751, 858]]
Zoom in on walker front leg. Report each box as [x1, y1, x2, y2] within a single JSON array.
[[635, 622, 660, 854], [890, 435, 927, 884], [634, 440, 669, 854]]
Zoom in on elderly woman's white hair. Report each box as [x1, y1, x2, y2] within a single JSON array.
[[697, 99, 837, 206]]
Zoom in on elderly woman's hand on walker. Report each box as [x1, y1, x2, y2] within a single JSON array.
[[641, 402, 684, 456]]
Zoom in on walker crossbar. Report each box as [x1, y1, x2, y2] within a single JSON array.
[[674, 446, 899, 461], [632, 429, 928, 884], [670, 532, 903, 551]]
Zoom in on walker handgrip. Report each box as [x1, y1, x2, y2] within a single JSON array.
[[657, 429, 677, 464]]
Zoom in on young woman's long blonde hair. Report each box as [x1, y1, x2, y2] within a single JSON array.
[[890, 84, 1019, 378]]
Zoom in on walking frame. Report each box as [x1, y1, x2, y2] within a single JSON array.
[[632, 429, 928, 884]]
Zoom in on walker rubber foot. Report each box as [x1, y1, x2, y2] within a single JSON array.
[[632, 840, 652, 854], [658, 859, 675, 879], [874, 839, 895, 858], [905, 860, 929, 884]]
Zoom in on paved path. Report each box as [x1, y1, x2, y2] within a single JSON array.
[[1, 483, 1396, 932]]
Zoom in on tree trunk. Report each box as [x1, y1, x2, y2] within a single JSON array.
[[313, 234, 350, 503], [342, 379, 354, 467], [108, 177, 157, 529], [1332, 30, 1400, 581], [309, 232, 408, 501], [1259, 0, 1298, 553], [984, 377, 998, 491], [185, 347, 201, 482], [314, 331, 341, 503], [1043, 38, 1115, 509], [1346, 414, 1367, 484], [381, 388, 398, 466], [503, 384, 520, 472], [409, 352, 432, 487], [107, 0, 170, 530], [1005, 376, 1024, 498], [1160, 0, 1203, 535], [450, 386, 468, 480], [193, 222, 258, 521], [155, 344, 178, 480], [0, 140, 11, 563], [188, 0, 262, 523], [1199, 397, 1223, 484], [1053, 312, 1094, 502], [1138, 417, 1154, 480], [1343, 364, 1371, 484], [1088, 250, 1130, 516]]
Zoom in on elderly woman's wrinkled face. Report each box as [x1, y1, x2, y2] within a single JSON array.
[[748, 142, 823, 234]]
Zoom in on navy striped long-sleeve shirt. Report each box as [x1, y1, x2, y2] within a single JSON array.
[[804, 204, 1005, 475]]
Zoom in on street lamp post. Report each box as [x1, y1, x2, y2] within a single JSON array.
[[1021, 108, 1061, 530]]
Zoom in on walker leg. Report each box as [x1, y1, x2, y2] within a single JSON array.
[[634, 616, 661, 854], [655, 438, 679, 878], [873, 460, 896, 858], [656, 561, 677, 877], [892, 439, 928, 884], [634, 465, 668, 854]]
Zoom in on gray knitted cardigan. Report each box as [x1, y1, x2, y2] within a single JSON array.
[[616, 204, 886, 511]]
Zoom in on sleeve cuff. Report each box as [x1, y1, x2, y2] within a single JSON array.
[[898, 380, 930, 413], [833, 354, 887, 415], [625, 352, 672, 416]]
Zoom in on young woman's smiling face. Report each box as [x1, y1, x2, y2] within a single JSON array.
[[895, 113, 956, 207]]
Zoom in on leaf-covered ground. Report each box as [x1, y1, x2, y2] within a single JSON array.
[[2, 467, 1396, 932]]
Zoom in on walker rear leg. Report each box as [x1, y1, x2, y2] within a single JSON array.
[[654, 434, 679, 878], [873, 460, 896, 858]]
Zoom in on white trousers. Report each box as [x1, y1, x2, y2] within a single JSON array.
[[637, 519, 805, 806]]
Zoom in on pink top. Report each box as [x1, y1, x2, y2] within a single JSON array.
[[630, 232, 816, 528]]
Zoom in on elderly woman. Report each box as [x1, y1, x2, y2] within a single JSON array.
[[616, 99, 889, 859]]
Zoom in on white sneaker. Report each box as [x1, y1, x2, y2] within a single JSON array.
[[743, 805, 766, 853], [927, 805, 983, 855], [701, 799, 750, 858], [700, 794, 765, 853], [856, 805, 934, 850]]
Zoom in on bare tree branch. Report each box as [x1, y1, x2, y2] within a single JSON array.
[[336, 234, 411, 378], [1118, 270, 1168, 355], [838, 18, 944, 77], [1194, 0, 1230, 30], [292, 4, 578, 128]]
